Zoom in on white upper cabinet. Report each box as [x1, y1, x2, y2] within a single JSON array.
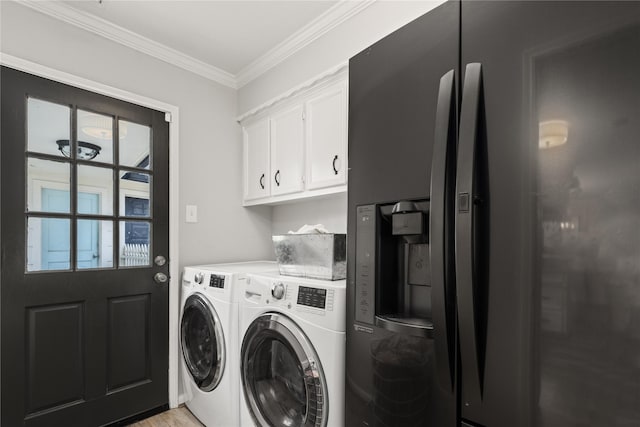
[[239, 66, 348, 206], [243, 119, 270, 201], [305, 80, 348, 190], [270, 104, 305, 196]]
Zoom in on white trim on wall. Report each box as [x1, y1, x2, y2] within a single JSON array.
[[0, 52, 182, 409], [17, 0, 236, 88], [235, 0, 374, 88], [14, 0, 374, 89], [236, 61, 348, 124]]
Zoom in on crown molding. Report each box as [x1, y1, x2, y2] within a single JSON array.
[[14, 0, 374, 89], [16, 0, 237, 88], [236, 0, 375, 88], [236, 61, 348, 124]]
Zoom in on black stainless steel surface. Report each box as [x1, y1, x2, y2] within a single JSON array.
[[374, 315, 434, 339], [460, 2, 640, 426], [241, 313, 327, 427], [456, 62, 489, 416], [430, 69, 458, 394], [532, 10, 640, 427], [346, 2, 459, 426], [347, 1, 640, 427]]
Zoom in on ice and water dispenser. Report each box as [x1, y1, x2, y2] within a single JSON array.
[[355, 200, 433, 337]]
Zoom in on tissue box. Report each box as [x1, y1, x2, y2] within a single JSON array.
[[272, 233, 346, 280]]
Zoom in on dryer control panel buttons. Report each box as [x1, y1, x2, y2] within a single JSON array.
[[209, 274, 226, 289], [297, 286, 327, 309]]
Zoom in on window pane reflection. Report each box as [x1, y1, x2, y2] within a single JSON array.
[[77, 109, 114, 163], [119, 171, 150, 217], [27, 158, 71, 213], [77, 219, 113, 270], [27, 217, 70, 272], [77, 166, 113, 215], [119, 120, 150, 168], [27, 98, 70, 158], [119, 221, 150, 267]]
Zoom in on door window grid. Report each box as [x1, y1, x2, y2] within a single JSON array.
[[25, 97, 153, 272]]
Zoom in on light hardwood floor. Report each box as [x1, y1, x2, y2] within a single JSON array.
[[127, 406, 204, 427]]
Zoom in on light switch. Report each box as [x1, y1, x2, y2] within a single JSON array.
[[186, 205, 198, 223]]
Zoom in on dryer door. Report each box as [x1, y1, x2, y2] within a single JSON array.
[[242, 313, 328, 427], [181, 293, 225, 392]]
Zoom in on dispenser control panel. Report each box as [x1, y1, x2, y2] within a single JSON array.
[[209, 274, 226, 289], [355, 204, 376, 324], [297, 286, 327, 309]]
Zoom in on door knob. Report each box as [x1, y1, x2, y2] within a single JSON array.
[[154, 272, 168, 284]]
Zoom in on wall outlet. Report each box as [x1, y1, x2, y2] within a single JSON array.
[[186, 205, 198, 223]]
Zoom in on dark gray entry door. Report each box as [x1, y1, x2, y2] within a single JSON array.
[[1, 66, 170, 426]]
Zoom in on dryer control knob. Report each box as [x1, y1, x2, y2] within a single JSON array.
[[194, 272, 204, 284], [271, 282, 285, 300]]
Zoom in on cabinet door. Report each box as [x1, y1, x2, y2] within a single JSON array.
[[270, 105, 304, 196], [243, 119, 270, 201], [305, 81, 348, 190]]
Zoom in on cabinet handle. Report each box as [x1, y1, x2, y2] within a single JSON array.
[[332, 155, 339, 175], [259, 173, 265, 189], [275, 170, 281, 186]]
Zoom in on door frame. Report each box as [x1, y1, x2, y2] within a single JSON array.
[[0, 53, 181, 409]]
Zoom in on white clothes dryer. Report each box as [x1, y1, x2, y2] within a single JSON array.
[[239, 273, 346, 427], [180, 262, 277, 427]]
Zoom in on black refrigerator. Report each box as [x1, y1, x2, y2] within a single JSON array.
[[346, 2, 640, 426]]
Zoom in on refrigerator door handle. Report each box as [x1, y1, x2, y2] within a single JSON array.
[[456, 62, 487, 408], [430, 69, 456, 391]]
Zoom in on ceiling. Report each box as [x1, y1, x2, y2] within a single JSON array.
[[20, 0, 372, 88]]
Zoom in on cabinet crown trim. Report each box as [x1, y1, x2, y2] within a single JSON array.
[[237, 62, 348, 124]]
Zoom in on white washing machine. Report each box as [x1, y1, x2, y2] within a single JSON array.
[[180, 262, 278, 427], [239, 272, 346, 427]]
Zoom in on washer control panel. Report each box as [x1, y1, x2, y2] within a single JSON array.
[[209, 274, 226, 289], [297, 286, 327, 309], [246, 274, 345, 331]]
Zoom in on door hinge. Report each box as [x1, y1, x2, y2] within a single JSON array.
[[302, 110, 306, 121], [165, 112, 172, 123]]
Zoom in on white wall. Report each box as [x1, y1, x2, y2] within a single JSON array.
[[0, 1, 275, 271], [237, 1, 444, 113], [239, 0, 444, 233], [272, 193, 347, 235]]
